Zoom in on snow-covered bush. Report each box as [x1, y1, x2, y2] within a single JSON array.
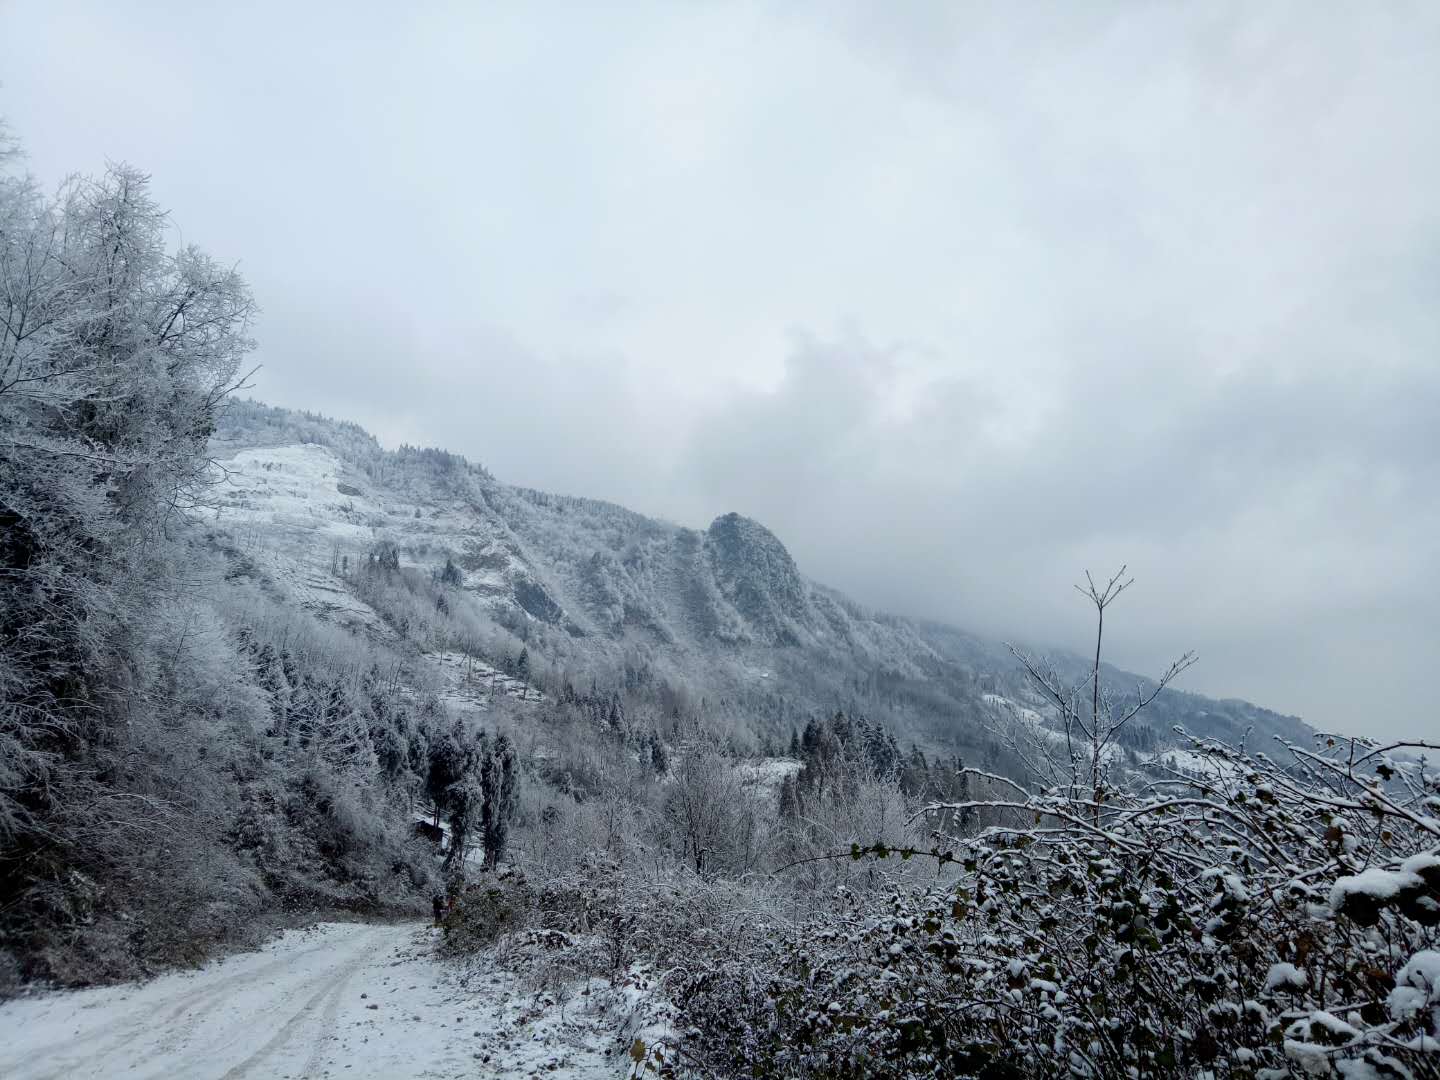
[[671, 575, 1440, 1078], [440, 872, 536, 954]]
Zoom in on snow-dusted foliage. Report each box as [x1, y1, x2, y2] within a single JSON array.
[[672, 733, 1439, 1077], [1, 157, 253, 837], [0, 140, 449, 989], [666, 582, 1440, 1079]]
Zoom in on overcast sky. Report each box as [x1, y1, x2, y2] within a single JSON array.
[[4, 2, 1437, 739]]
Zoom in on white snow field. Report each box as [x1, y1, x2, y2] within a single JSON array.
[[0, 922, 623, 1079]]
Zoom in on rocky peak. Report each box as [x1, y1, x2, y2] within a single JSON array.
[[705, 513, 809, 643]]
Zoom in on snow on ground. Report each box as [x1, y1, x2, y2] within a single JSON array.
[[214, 444, 384, 545], [212, 443, 504, 580], [209, 445, 393, 636], [209, 446, 551, 697], [736, 757, 802, 789], [242, 542, 391, 636], [431, 650, 543, 711], [207, 446, 550, 729], [1148, 746, 1245, 779], [982, 693, 1046, 726], [982, 694, 1127, 766], [0, 922, 625, 1079]]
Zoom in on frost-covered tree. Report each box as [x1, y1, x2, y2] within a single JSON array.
[[428, 721, 519, 874], [1003, 566, 1196, 812], [426, 719, 477, 831], [1, 153, 252, 844], [480, 733, 517, 869], [663, 731, 740, 876]]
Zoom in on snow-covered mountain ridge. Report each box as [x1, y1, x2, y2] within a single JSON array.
[[211, 400, 1311, 757]]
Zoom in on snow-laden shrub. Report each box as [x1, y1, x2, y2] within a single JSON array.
[[440, 873, 536, 954], [671, 574, 1440, 1078], [673, 737, 1440, 1078]]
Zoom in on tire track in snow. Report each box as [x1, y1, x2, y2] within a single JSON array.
[[0, 921, 625, 1079], [13, 931, 348, 1078], [5, 924, 385, 1080], [217, 944, 366, 1080]]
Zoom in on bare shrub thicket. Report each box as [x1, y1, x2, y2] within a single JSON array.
[[660, 576, 1440, 1079]]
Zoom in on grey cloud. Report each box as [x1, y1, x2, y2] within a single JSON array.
[[680, 329, 1440, 738], [4, 1, 1437, 737]]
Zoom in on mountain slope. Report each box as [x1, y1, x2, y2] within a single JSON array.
[[211, 400, 1310, 758]]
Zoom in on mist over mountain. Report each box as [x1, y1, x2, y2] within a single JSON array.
[[213, 399, 1311, 761], [7, 6, 1437, 1069]]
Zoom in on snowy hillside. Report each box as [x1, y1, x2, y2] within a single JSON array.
[[211, 399, 1312, 759]]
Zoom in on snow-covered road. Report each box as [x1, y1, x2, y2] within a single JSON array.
[[0, 922, 621, 1079]]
